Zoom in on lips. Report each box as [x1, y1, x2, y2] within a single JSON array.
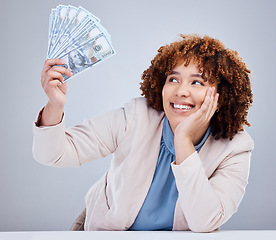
[[171, 102, 194, 110]]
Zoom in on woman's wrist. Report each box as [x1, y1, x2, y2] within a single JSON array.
[[40, 101, 64, 126], [174, 137, 195, 165]]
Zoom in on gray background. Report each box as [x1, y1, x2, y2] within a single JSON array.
[[0, 0, 275, 231]]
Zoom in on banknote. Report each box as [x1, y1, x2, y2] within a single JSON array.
[[47, 5, 67, 56], [48, 5, 104, 58], [58, 33, 115, 81], [52, 20, 108, 58], [46, 5, 115, 81]]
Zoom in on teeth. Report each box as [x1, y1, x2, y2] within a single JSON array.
[[173, 104, 192, 110]]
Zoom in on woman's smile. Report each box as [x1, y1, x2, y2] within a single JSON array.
[[171, 101, 194, 109]]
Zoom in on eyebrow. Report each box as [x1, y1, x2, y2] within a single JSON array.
[[191, 73, 203, 78], [170, 71, 180, 75], [169, 71, 203, 78]]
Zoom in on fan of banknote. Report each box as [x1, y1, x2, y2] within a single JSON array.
[[47, 5, 115, 81]]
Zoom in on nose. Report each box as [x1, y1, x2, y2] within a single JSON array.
[[176, 83, 190, 97]]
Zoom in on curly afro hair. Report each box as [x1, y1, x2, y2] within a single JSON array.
[[140, 34, 253, 140]]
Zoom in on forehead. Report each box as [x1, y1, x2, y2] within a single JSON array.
[[174, 56, 200, 68], [174, 61, 200, 71], [71, 50, 80, 55], [171, 61, 203, 77], [171, 60, 218, 85]]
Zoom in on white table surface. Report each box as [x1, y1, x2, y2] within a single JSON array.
[[0, 231, 275, 240]]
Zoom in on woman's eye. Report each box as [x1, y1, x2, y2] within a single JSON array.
[[192, 80, 204, 86], [169, 78, 178, 83]]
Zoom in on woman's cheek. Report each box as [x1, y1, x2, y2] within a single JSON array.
[[198, 90, 208, 106]]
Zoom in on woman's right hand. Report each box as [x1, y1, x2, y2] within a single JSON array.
[[39, 58, 73, 126], [41, 58, 73, 109]]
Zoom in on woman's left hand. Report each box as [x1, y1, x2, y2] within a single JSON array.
[[174, 87, 219, 164]]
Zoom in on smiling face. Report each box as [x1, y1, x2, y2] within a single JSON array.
[[162, 62, 217, 133]]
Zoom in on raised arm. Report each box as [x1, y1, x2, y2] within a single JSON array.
[[39, 58, 73, 126]]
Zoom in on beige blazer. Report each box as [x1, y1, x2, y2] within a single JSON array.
[[33, 97, 254, 232]]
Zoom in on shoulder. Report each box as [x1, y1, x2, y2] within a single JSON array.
[[112, 97, 164, 150], [224, 130, 254, 153], [123, 97, 165, 123], [199, 130, 254, 176], [83, 97, 164, 135], [206, 130, 254, 156]]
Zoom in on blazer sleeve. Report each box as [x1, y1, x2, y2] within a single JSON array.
[[32, 100, 136, 167], [171, 132, 253, 232]]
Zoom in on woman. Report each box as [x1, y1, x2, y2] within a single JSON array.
[[33, 34, 253, 232]]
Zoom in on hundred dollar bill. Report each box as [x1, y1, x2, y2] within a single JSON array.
[[47, 5, 67, 57], [47, 5, 78, 58], [51, 19, 110, 59], [47, 9, 55, 55], [49, 19, 94, 58], [79, 6, 100, 22], [55, 6, 71, 41], [48, 6, 102, 58], [58, 33, 115, 81], [46, 5, 115, 81]]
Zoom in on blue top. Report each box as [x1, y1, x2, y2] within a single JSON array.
[[129, 117, 211, 230]]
